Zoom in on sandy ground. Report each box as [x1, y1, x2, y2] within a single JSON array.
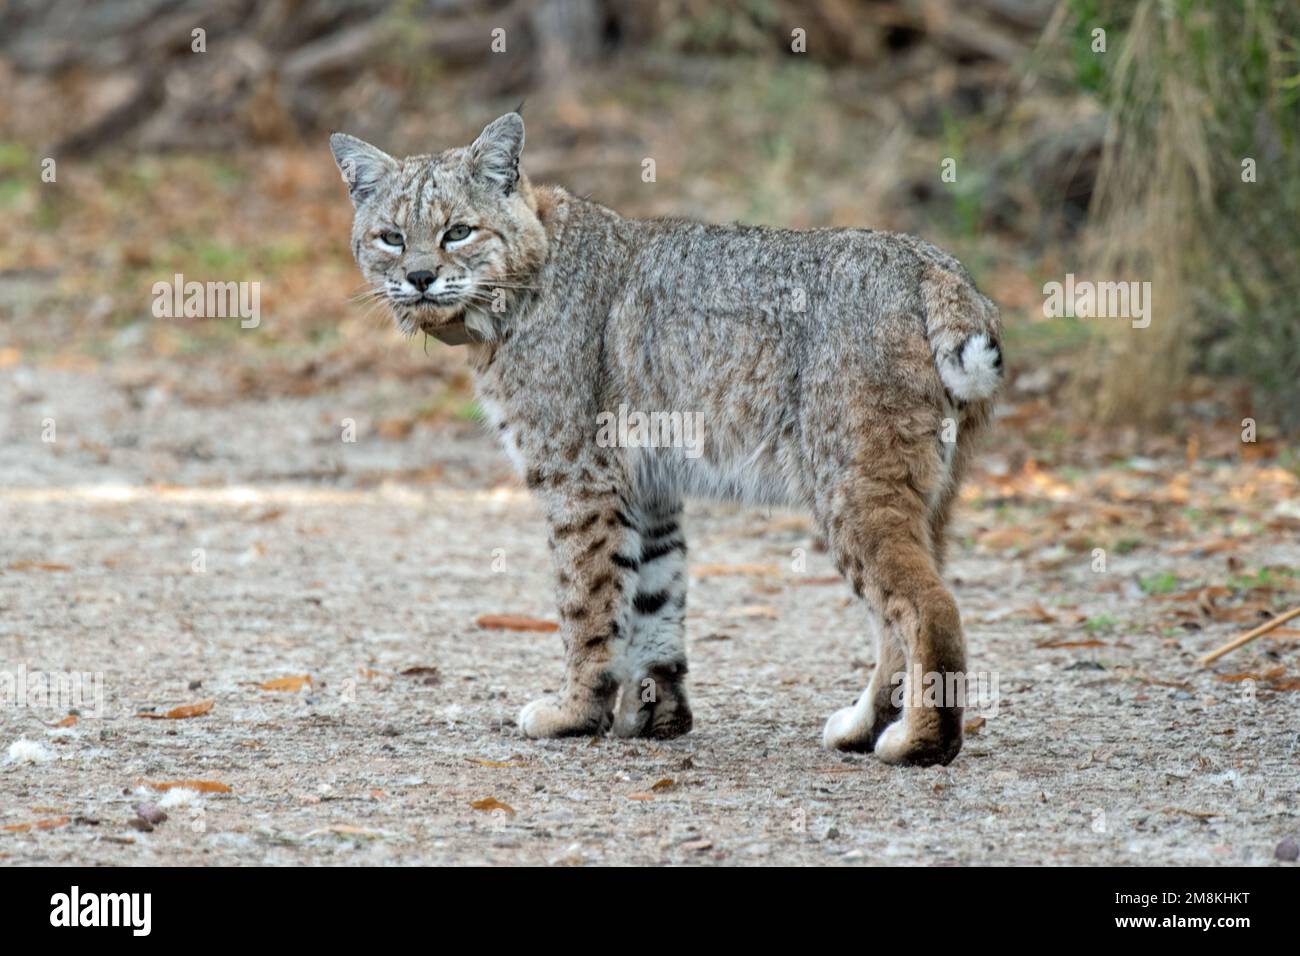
[[2, 361, 1298, 866]]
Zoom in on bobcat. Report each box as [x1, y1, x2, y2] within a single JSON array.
[[331, 113, 1002, 766]]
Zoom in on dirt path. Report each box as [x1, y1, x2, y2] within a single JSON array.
[[2, 363, 1298, 865]]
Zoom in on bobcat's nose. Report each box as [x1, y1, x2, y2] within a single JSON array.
[[406, 270, 436, 292]]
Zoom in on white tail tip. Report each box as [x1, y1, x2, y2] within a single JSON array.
[[939, 333, 1002, 402]]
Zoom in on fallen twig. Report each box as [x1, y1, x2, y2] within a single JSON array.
[[1199, 606, 1300, 665]]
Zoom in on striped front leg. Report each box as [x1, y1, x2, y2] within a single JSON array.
[[612, 497, 693, 739], [518, 482, 638, 738]]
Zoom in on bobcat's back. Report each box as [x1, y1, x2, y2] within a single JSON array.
[[596, 212, 1001, 423]]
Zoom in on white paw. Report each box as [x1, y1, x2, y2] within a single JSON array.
[[518, 695, 605, 739], [822, 706, 864, 750], [872, 720, 912, 764], [518, 697, 560, 738]]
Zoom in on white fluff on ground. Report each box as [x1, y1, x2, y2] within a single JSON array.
[[6, 739, 54, 764]]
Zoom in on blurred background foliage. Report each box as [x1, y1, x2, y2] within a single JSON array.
[[1061, 0, 1300, 431], [0, 0, 1296, 440]]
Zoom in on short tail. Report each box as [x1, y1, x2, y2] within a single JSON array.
[[922, 265, 1004, 403]]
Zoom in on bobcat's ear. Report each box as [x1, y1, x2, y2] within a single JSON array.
[[329, 133, 398, 206], [468, 113, 524, 194]]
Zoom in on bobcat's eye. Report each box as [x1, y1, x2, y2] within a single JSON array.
[[443, 224, 473, 245], [377, 230, 404, 248]]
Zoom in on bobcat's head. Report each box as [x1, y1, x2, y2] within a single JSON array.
[[330, 113, 547, 342]]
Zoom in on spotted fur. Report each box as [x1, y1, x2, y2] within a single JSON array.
[[332, 115, 1003, 765]]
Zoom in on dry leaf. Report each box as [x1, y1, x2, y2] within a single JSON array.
[[400, 666, 440, 679], [475, 615, 558, 633], [377, 417, 415, 440], [964, 716, 987, 735], [8, 561, 72, 572], [1150, 586, 1231, 602], [136, 699, 214, 719], [258, 675, 313, 692], [48, 714, 78, 728], [1020, 604, 1058, 623], [681, 839, 713, 851], [2, 816, 70, 833], [650, 778, 676, 791], [1139, 676, 1194, 691], [469, 758, 527, 768], [978, 527, 1033, 550], [627, 793, 656, 801], [1214, 666, 1285, 683], [139, 780, 232, 794], [1036, 638, 1108, 649], [691, 563, 781, 578], [49, 354, 98, 372], [725, 605, 778, 620], [470, 797, 516, 816]]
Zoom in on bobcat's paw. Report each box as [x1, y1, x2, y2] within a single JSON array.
[[822, 705, 877, 752], [518, 695, 609, 739], [613, 689, 694, 739], [873, 716, 962, 767], [822, 691, 898, 753], [646, 693, 694, 739], [612, 664, 693, 739]]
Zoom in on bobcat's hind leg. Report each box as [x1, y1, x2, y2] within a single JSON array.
[[820, 438, 967, 766], [824, 439, 963, 752], [822, 609, 903, 752], [611, 497, 693, 739]]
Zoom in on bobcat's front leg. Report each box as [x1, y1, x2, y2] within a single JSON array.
[[518, 476, 639, 739]]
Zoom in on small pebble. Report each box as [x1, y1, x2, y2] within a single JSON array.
[[134, 803, 168, 826], [1276, 837, 1298, 862]]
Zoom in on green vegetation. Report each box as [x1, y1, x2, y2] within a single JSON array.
[[1070, 0, 1300, 429], [1138, 572, 1179, 595], [1084, 613, 1119, 634]]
